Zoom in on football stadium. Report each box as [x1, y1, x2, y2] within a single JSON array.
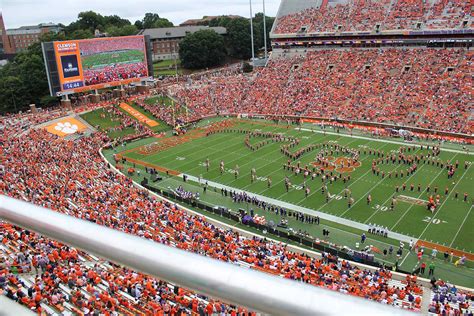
[[0, 0, 473, 315]]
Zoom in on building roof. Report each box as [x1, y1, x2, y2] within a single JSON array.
[[139, 26, 226, 39], [7, 23, 60, 32]]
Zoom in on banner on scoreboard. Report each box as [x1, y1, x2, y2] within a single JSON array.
[[54, 41, 85, 91], [52, 35, 149, 95]]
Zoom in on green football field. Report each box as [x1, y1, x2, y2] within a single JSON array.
[[120, 119, 474, 255], [81, 49, 145, 69]]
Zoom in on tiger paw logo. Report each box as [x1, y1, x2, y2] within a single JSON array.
[[312, 156, 361, 173], [54, 122, 78, 134]]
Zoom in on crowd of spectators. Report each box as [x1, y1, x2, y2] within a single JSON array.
[[1, 102, 428, 314], [84, 62, 148, 87], [135, 96, 176, 126], [428, 279, 473, 315], [171, 48, 473, 135], [273, 0, 472, 34], [173, 185, 200, 201], [79, 37, 146, 57]]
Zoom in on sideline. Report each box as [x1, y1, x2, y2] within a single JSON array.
[[99, 148, 474, 292], [182, 174, 416, 244], [299, 128, 473, 155]]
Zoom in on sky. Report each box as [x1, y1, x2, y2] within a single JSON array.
[[2, 0, 281, 29]]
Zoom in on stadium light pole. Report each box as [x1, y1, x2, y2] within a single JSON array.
[[249, 0, 255, 63], [263, 0, 268, 60], [173, 44, 179, 84]]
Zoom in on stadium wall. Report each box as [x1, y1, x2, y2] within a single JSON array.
[[172, 112, 474, 143]]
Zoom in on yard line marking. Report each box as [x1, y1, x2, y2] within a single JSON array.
[[338, 145, 420, 219], [146, 120, 279, 167], [389, 154, 458, 231], [272, 137, 366, 201], [417, 164, 472, 241], [363, 155, 428, 225], [182, 173, 415, 243], [299, 127, 473, 155], [449, 205, 474, 248], [290, 140, 376, 204], [151, 126, 271, 171], [226, 129, 328, 188], [237, 133, 330, 196], [399, 249, 412, 267], [184, 125, 285, 175], [141, 131, 236, 164]]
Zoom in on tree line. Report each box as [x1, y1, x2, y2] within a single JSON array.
[[180, 14, 274, 69], [0, 11, 274, 114], [0, 11, 174, 114]]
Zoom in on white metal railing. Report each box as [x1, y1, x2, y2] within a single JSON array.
[[0, 195, 413, 315]]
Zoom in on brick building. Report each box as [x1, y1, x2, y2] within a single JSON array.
[[4, 22, 62, 53], [0, 13, 12, 54], [139, 26, 226, 61]]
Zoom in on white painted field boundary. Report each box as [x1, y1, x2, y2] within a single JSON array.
[[299, 128, 473, 155], [450, 205, 473, 248], [183, 174, 416, 244], [100, 148, 474, 292]]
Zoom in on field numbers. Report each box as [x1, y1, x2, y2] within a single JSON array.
[[372, 204, 389, 212], [422, 216, 447, 225], [328, 194, 343, 200], [291, 184, 303, 190]]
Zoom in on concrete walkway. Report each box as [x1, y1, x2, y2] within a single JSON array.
[[420, 287, 433, 314], [183, 174, 416, 244]]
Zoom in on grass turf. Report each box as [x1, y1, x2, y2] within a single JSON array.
[[144, 96, 175, 107], [80, 108, 136, 139], [121, 102, 171, 134], [105, 118, 474, 287], [122, 119, 474, 252], [82, 50, 145, 69], [153, 59, 181, 68]]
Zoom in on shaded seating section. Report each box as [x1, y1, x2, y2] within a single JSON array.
[[171, 48, 473, 135], [273, 0, 472, 34]]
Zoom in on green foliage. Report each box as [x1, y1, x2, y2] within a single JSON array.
[[40, 95, 59, 107], [65, 11, 108, 33], [212, 15, 275, 60], [253, 13, 275, 51], [64, 11, 142, 37], [106, 25, 138, 37], [226, 18, 252, 59], [134, 20, 144, 30], [179, 30, 226, 69], [0, 10, 171, 114], [0, 76, 28, 113], [209, 16, 233, 28], [141, 13, 173, 29], [69, 29, 94, 40], [242, 62, 253, 73], [0, 34, 58, 113], [104, 15, 131, 28]]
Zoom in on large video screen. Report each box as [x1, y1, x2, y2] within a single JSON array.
[[53, 35, 149, 94]]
